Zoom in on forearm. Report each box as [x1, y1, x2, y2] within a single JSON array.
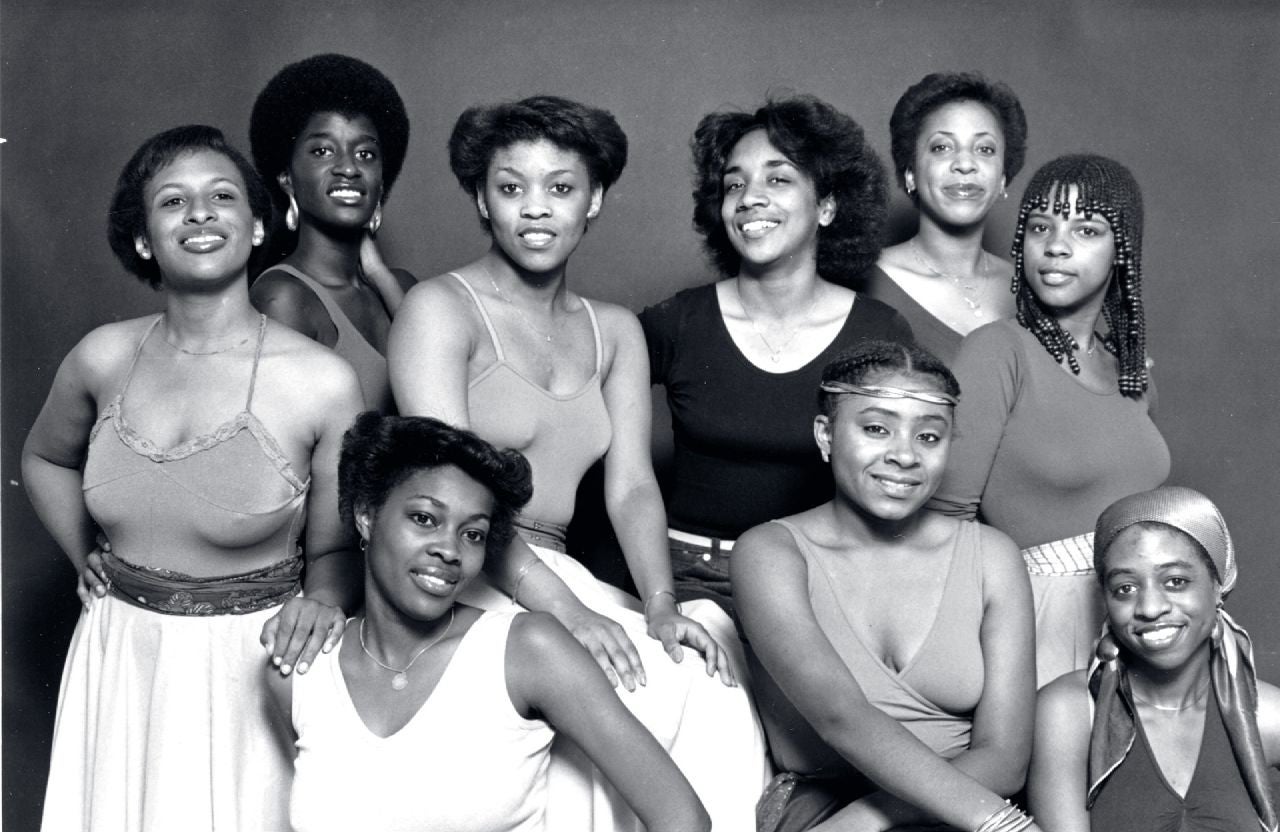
[[487, 534, 587, 618], [301, 547, 362, 612], [22, 452, 96, 569], [605, 479, 673, 601]]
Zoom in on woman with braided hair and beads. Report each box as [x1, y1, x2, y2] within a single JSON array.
[[735, 340, 1039, 832], [248, 54, 417, 412], [858, 72, 1028, 366], [931, 154, 1170, 688], [1029, 486, 1280, 831]]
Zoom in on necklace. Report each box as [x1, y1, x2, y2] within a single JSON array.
[[161, 314, 255, 355], [488, 272, 554, 343], [1132, 681, 1210, 712], [734, 279, 818, 364], [359, 608, 455, 691], [910, 241, 989, 318]]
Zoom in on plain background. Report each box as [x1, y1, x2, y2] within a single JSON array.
[[4, 1, 1278, 826]]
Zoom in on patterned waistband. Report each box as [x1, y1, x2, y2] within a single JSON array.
[[103, 550, 303, 615], [668, 528, 736, 554], [1021, 532, 1096, 576], [513, 516, 568, 554]]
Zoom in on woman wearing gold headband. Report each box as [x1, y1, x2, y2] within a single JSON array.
[[735, 340, 1039, 832], [1029, 486, 1280, 831]]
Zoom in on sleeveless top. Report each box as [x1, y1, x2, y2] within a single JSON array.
[[262, 264, 392, 412], [1089, 692, 1259, 832], [289, 610, 555, 832], [763, 518, 986, 774], [450, 273, 612, 525], [83, 315, 309, 577]]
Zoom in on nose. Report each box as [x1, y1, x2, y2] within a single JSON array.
[[520, 193, 551, 219], [330, 149, 359, 178], [735, 178, 769, 211], [1134, 585, 1171, 621], [429, 532, 461, 564], [184, 194, 216, 224], [1043, 223, 1071, 258], [951, 151, 977, 174], [884, 433, 919, 467]]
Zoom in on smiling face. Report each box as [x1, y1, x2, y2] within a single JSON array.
[[1102, 524, 1220, 672], [815, 370, 954, 522], [1022, 184, 1117, 316], [909, 100, 1005, 228], [135, 149, 263, 287], [282, 111, 383, 231], [476, 139, 602, 275], [357, 464, 494, 622], [720, 129, 834, 274]]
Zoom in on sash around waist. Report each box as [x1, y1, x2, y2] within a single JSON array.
[[102, 550, 303, 615]]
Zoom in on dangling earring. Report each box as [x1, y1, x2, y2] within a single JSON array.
[[358, 536, 368, 553], [1096, 622, 1120, 662], [286, 194, 299, 232], [820, 449, 830, 463], [367, 202, 382, 234], [904, 171, 916, 196]]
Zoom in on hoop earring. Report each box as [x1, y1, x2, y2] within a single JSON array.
[[367, 203, 382, 234], [286, 194, 299, 232], [358, 536, 368, 553], [1096, 623, 1120, 662]]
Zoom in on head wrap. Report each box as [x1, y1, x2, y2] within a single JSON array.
[[1087, 486, 1276, 831]]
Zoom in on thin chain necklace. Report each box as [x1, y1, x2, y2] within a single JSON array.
[[910, 241, 989, 317], [488, 272, 554, 343], [734, 279, 818, 364], [359, 608, 455, 691], [1132, 680, 1210, 712], [161, 313, 255, 355]]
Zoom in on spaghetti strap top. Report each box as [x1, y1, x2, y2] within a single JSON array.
[[261, 264, 392, 412], [449, 272, 611, 525], [83, 314, 309, 577]]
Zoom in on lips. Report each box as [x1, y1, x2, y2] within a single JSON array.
[[179, 230, 228, 253], [1036, 267, 1077, 287], [518, 227, 556, 248], [942, 183, 985, 199], [409, 565, 459, 597], [870, 472, 923, 497], [739, 218, 780, 239], [327, 184, 366, 204], [1132, 623, 1185, 650]]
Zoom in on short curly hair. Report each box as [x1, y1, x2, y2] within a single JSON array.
[[107, 124, 273, 289], [691, 95, 888, 283], [249, 54, 410, 208], [339, 412, 533, 558], [818, 339, 960, 418], [448, 95, 628, 231], [889, 72, 1028, 192]]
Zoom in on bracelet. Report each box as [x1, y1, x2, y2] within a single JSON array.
[[643, 589, 678, 618], [511, 558, 538, 607], [974, 801, 1034, 832]]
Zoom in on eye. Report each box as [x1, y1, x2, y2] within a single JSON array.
[[724, 180, 744, 192], [1109, 582, 1136, 598], [917, 431, 942, 444], [211, 191, 237, 202], [976, 145, 998, 156], [462, 528, 487, 545], [1077, 225, 1108, 239], [862, 424, 889, 436], [930, 141, 952, 153], [768, 175, 790, 186], [356, 148, 377, 162], [498, 182, 521, 195], [409, 511, 438, 528], [1027, 221, 1049, 234], [1165, 576, 1190, 590], [550, 182, 574, 195], [161, 195, 184, 208], [309, 146, 334, 158]]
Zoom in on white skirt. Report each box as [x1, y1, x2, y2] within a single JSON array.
[[462, 544, 770, 832], [41, 594, 292, 831]]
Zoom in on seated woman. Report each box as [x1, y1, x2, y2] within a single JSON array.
[[389, 95, 767, 831], [860, 72, 1026, 365], [734, 340, 1039, 832], [641, 94, 912, 617], [1029, 486, 1280, 832], [249, 53, 417, 411], [272, 413, 709, 832]]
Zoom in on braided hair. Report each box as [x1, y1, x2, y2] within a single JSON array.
[[1010, 154, 1146, 397], [818, 340, 960, 418]]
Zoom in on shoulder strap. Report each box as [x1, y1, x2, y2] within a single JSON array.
[[448, 272, 505, 361], [118, 315, 165, 400], [580, 297, 603, 375], [245, 314, 268, 410]]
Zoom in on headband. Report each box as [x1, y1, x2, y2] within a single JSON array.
[[819, 381, 957, 407]]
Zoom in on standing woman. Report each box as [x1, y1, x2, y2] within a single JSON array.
[[860, 72, 1027, 365], [249, 53, 417, 412], [641, 95, 913, 616], [389, 96, 767, 831], [1029, 487, 1280, 831], [23, 125, 363, 830], [931, 154, 1170, 687]]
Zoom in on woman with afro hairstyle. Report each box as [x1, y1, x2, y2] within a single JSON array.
[[25, 125, 363, 830], [640, 95, 912, 617], [932, 154, 1169, 689], [860, 72, 1028, 365], [249, 53, 417, 412], [389, 95, 767, 832]]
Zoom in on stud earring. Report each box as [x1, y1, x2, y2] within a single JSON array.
[[367, 203, 382, 234], [821, 449, 830, 463], [286, 194, 299, 232], [358, 537, 368, 553]]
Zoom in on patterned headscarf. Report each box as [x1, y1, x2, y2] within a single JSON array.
[[1087, 486, 1276, 831]]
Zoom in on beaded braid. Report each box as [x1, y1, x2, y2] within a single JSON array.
[[1010, 154, 1147, 397]]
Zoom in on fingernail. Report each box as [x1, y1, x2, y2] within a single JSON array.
[[280, 664, 292, 676], [273, 656, 282, 666], [296, 662, 309, 675], [322, 643, 334, 654]]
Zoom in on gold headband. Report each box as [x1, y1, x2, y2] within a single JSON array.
[[819, 381, 958, 407]]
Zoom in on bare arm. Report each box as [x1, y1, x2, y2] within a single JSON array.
[[599, 307, 731, 683], [733, 521, 1023, 832], [250, 270, 332, 346], [1028, 673, 1093, 832], [358, 233, 414, 314], [508, 612, 710, 832]]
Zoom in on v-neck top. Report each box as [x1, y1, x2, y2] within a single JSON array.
[[82, 315, 309, 577], [1089, 692, 1258, 832], [289, 610, 554, 832], [451, 272, 612, 526], [858, 265, 965, 367]]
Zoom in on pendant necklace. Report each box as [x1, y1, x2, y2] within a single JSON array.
[[735, 279, 817, 364], [359, 608, 455, 691], [910, 241, 989, 318], [488, 272, 554, 343]]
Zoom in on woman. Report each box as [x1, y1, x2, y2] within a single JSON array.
[[859, 72, 1027, 365], [249, 53, 417, 412], [734, 340, 1039, 832], [23, 125, 363, 830], [273, 413, 709, 832], [931, 154, 1170, 687], [1029, 486, 1280, 831], [641, 95, 913, 615], [388, 95, 767, 831]]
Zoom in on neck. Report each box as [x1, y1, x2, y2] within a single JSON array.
[[163, 284, 259, 337], [361, 589, 457, 662], [826, 491, 929, 545], [482, 245, 567, 306], [912, 219, 989, 272], [1049, 302, 1106, 351], [287, 224, 363, 288], [735, 264, 825, 317], [1126, 645, 1214, 710]]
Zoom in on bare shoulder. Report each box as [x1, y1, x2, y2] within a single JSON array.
[[1038, 669, 1092, 722], [259, 319, 361, 403], [509, 610, 575, 657], [734, 518, 806, 573], [585, 297, 643, 342], [250, 269, 321, 307], [70, 316, 162, 394], [974, 521, 1027, 577]]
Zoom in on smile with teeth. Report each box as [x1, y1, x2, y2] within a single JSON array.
[[327, 186, 364, 202], [410, 567, 458, 595], [944, 184, 984, 198], [740, 219, 779, 238], [181, 233, 226, 252], [872, 474, 920, 495], [520, 230, 555, 247], [1135, 623, 1183, 648]]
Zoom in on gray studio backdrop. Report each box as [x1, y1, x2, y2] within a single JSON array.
[[4, 1, 1278, 827]]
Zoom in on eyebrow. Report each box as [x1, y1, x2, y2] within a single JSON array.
[[302, 129, 378, 143], [1104, 559, 1198, 579], [494, 166, 577, 178], [152, 176, 241, 193], [928, 129, 998, 139], [724, 158, 796, 176]]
